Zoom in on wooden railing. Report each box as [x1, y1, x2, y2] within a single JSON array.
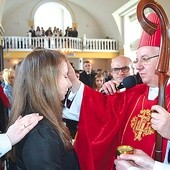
[[1, 36, 118, 52]]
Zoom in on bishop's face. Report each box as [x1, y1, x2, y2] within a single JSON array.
[[134, 46, 159, 87]]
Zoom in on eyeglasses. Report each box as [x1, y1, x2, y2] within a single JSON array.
[[111, 66, 130, 74], [133, 54, 159, 65]]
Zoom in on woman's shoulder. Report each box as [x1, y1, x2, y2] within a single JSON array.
[[31, 118, 57, 133], [17, 118, 64, 152], [27, 118, 62, 143]]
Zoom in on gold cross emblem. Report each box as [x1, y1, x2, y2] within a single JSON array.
[[131, 109, 155, 141]]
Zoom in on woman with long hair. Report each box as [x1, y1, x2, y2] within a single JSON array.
[[9, 49, 79, 169], [93, 74, 104, 92]]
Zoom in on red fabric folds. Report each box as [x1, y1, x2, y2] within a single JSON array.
[[74, 85, 169, 170]]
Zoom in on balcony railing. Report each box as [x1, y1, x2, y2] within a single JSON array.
[[2, 36, 119, 52]]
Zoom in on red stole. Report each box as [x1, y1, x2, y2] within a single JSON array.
[[74, 84, 170, 170], [0, 85, 10, 108]]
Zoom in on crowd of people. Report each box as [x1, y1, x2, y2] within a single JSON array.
[[0, 10, 170, 170], [28, 26, 79, 49], [29, 26, 78, 38]]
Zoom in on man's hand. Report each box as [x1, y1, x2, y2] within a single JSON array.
[[100, 80, 119, 95], [6, 113, 43, 146], [151, 105, 170, 139], [114, 149, 154, 170], [114, 159, 134, 170]]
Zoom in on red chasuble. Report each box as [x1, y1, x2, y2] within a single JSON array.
[[74, 84, 170, 170]]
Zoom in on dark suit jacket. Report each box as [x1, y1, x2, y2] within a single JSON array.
[[0, 85, 9, 133], [79, 71, 95, 88], [29, 30, 36, 37], [0, 99, 8, 133], [15, 119, 79, 170]]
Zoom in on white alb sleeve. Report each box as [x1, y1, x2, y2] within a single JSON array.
[[0, 134, 12, 157], [153, 161, 170, 170], [62, 83, 84, 121]]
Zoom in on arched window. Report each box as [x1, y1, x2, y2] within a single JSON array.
[[34, 2, 72, 33]]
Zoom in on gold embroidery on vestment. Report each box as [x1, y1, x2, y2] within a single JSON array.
[[131, 109, 154, 141]]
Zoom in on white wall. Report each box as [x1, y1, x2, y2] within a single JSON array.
[[69, 58, 111, 71], [2, 0, 104, 38], [157, 0, 170, 18], [69, 3, 103, 38], [4, 58, 112, 72]]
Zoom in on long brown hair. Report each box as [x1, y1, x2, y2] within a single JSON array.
[[93, 74, 104, 90], [10, 49, 72, 149]]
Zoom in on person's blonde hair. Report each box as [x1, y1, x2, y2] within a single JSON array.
[[3, 68, 15, 84], [9, 49, 72, 149]]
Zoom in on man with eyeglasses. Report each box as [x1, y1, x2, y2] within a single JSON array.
[[64, 13, 170, 170], [110, 55, 134, 86]]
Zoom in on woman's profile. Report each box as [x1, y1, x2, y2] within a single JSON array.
[[10, 49, 79, 170]]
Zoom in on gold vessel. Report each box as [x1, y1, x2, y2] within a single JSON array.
[[116, 145, 134, 156]]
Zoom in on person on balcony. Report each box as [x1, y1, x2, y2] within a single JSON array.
[[40, 27, 45, 36], [29, 26, 36, 37], [45, 27, 53, 37], [72, 27, 78, 38], [35, 26, 41, 37]]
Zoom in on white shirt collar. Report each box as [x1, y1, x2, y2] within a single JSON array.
[[148, 87, 159, 100], [148, 78, 170, 100]]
